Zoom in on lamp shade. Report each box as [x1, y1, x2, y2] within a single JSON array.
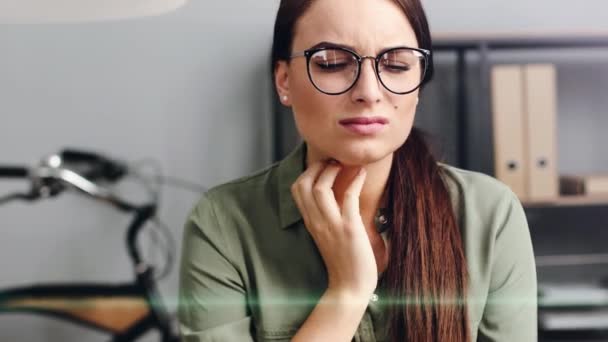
[[0, 0, 188, 23]]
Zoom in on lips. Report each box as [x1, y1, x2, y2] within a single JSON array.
[[339, 116, 388, 136], [339, 116, 389, 125]]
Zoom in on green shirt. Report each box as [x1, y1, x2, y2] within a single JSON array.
[[178, 142, 537, 342]]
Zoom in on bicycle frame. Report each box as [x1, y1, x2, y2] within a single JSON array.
[[0, 163, 179, 341]]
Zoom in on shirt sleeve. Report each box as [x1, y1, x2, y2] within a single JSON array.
[[477, 191, 538, 341], [178, 193, 255, 342]]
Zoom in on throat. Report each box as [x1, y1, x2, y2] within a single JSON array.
[[366, 223, 389, 275]]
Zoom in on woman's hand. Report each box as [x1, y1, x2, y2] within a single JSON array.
[[290, 160, 378, 298]]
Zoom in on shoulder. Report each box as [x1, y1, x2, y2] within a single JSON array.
[[183, 162, 283, 261], [437, 162, 521, 223], [438, 162, 515, 202], [437, 162, 530, 273], [437, 165, 535, 333], [191, 162, 280, 218], [184, 160, 285, 254]]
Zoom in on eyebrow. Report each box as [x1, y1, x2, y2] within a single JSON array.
[[309, 41, 356, 51], [307, 41, 414, 55]]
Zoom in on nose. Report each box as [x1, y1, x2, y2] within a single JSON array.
[[350, 56, 382, 104]]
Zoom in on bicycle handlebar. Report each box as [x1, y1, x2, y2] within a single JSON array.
[[0, 149, 126, 183], [0, 149, 134, 211], [0, 150, 159, 270], [0, 166, 28, 178], [60, 149, 127, 182], [60, 150, 102, 163]]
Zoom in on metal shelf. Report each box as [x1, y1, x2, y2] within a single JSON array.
[[523, 195, 608, 208], [429, 32, 608, 171]]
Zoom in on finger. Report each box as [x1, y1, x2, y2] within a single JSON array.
[[293, 161, 326, 229], [290, 182, 310, 227], [298, 161, 330, 230], [342, 167, 367, 223], [292, 161, 326, 226], [312, 162, 342, 228]]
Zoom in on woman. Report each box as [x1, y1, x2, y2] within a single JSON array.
[[178, 0, 537, 341]]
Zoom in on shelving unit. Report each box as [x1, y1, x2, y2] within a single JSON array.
[[431, 31, 608, 175], [523, 195, 608, 208]]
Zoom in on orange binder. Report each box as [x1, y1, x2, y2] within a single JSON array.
[[523, 64, 559, 201], [491, 65, 527, 199]]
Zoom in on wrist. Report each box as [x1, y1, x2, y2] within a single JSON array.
[[324, 287, 374, 307]]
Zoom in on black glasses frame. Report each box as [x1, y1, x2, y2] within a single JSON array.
[[290, 46, 431, 95]]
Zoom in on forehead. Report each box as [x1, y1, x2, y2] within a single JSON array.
[[293, 0, 418, 53]]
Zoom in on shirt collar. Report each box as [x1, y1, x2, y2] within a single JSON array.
[[277, 141, 307, 229], [276, 147, 461, 232]]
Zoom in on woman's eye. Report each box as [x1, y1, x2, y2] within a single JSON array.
[[315, 61, 349, 71], [383, 63, 411, 72]]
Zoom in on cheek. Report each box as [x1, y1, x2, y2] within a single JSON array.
[[290, 75, 338, 130], [288, 63, 315, 99], [391, 94, 418, 120], [293, 95, 335, 135], [290, 72, 317, 111], [388, 96, 418, 145]]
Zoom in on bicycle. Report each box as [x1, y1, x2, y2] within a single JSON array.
[[0, 149, 184, 341]]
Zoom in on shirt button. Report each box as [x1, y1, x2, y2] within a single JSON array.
[[378, 215, 388, 225], [370, 293, 379, 302]]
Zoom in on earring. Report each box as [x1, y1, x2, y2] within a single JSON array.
[[282, 95, 288, 102]]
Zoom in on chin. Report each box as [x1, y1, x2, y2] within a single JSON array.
[[329, 141, 395, 166]]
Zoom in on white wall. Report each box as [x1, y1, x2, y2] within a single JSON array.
[[0, 1, 278, 341], [424, 0, 608, 33]]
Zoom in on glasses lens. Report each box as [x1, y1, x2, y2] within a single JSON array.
[[378, 48, 425, 94], [308, 48, 358, 94]]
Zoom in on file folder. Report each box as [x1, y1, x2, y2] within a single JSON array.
[[491, 65, 527, 199], [523, 64, 559, 201]]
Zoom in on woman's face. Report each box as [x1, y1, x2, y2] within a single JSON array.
[[276, 0, 421, 166]]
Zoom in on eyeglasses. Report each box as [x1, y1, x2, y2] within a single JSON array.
[[289, 46, 430, 95]]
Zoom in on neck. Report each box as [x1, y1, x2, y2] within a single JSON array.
[[304, 145, 392, 221]]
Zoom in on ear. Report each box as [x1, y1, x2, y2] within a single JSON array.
[[274, 60, 291, 106]]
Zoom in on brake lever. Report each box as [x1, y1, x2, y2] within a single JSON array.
[[32, 166, 136, 212], [35, 167, 103, 197]]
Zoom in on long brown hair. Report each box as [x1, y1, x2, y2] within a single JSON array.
[[271, 1, 469, 341]]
